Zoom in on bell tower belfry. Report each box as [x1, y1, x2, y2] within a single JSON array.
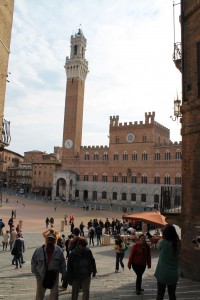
[[62, 29, 88, 164]]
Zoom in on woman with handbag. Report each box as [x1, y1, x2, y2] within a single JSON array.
[[31, 233, 67, 300], [128, 234, 151, 295]]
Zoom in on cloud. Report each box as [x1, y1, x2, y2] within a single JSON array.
[[5, 0, 181, 155]]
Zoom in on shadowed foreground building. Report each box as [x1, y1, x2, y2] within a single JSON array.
[[175, 0, 200, 281], [52, 29, 182, 209]]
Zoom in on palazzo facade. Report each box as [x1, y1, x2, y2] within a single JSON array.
[[52, 29, 182, 209]]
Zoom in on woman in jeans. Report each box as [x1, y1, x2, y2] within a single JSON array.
[[114, 235, 127, 272], [128, 234, 151, 295], [155, 224, 181, 300]]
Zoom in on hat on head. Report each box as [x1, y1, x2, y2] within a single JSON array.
[[46, 233, 56, 239]]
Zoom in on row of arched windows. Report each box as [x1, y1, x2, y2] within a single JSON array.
[[84, 150, 182, 161], [79, 173, 182, 184]]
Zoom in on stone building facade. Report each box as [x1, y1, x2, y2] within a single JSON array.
[[7, 149, 61, 196], [52, 29, 182, 208], [0, 0, 13, 150], [2, 148, 24, 187], [178, 0, 200, 281]]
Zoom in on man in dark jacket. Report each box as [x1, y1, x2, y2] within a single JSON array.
[[67, 237, 97, 300]]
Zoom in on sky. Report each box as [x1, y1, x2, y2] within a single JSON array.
[[5, 0, 182, 156]]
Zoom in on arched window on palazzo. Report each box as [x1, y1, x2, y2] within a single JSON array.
[[112, 192, 117, 200]]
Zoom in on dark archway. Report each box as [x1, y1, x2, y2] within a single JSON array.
[[112, 192, 117, 200], [122, 192, 127, 200], [131, 193, 136, 201], [92, 191, 97, 200], [102, 191, 107, 199], [56, 178, 66, 199], [83, 190, 88, 201]]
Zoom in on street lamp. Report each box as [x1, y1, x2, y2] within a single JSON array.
[[170, 96, 182, 121]]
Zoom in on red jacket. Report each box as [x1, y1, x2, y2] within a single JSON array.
[[128, 242, 151, 268]]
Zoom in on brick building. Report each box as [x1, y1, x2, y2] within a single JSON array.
[[52, 29, 182, 208], [3, 148, 24, 188], [7, 149, 61, 196], [176, 0, 200, 281], [0, 0, 13, 150]]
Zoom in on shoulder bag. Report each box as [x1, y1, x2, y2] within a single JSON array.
[[42, 245, 57, 289]]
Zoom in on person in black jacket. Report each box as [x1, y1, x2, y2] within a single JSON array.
[[67, 237, 97, 300]]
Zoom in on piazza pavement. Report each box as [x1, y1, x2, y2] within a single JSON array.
[[0, 194, 200, 299]]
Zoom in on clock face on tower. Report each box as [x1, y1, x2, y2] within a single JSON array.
[[65, 139, 73, 149], [126, 133, 135, 143]]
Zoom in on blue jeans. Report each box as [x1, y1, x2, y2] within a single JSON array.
[[156, 281, 177, 300], [115, 252, 124, 270]]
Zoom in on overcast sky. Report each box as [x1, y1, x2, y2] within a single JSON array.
[[5, 0, 182, 156]]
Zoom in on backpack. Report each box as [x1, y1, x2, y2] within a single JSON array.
[[89, 228, 95, 236], [120, 242, 128, 253]]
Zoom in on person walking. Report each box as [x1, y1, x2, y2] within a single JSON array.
[[45, 217, 50, 228], [65, 234, 74, 259], [155, 224, 181, 300], [2, 230, 10, 251], [95, 224, 102, 246], [31, 232, 67, 300], [66, 237, 97, 300], [49, 216, 54, 228], [128, 234, 151, 295], [79, 221, 85, 237], [8, 217, 14, 232], [0, 218, 5, 235], [70, 220, 75, 234], [88, 225, 95, 246], [10, 228, 17, 251], [12, 233, 25, 269], [114, 235, 127, 272]]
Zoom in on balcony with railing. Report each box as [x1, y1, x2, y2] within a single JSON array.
[[173, 42, 182, 72], [0, 118, 11, 150], [160, 185, 182, 226]]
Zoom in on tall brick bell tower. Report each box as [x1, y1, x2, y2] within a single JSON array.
[[52, 29, 88, 200], [62, 29, 88, 166]]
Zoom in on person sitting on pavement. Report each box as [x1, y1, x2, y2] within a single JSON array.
[[31, 232, 67, 300]]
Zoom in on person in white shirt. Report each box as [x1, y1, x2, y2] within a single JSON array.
[[2, 230, 10, 251]]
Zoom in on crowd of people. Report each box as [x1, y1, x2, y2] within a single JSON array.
[[0, 215, 26, 269], [0, 208, 181, 300]]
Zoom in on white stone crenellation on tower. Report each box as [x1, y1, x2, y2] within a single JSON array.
[[64, 29, 88, 81]]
